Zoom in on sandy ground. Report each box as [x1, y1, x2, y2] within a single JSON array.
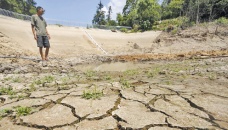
[[0, 15, 162, 57]]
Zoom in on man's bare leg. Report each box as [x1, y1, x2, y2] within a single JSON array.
[[39, 47, 45, 61], [45, 47, 49, 61]]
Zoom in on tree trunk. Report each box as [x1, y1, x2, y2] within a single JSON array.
[[196, 0, 200, 24]]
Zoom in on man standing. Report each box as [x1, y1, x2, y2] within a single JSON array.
[[31, 6, 50, 66]]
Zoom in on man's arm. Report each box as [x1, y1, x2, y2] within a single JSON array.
[[46, 28, 51, 40], [31, 25, 37, 41]]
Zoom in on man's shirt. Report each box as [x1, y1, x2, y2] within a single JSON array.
[[31, 14, 47, 36]]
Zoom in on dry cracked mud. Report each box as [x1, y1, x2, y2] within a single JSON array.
[[0, 55, 228, 130]]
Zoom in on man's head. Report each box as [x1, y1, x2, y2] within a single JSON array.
[[36, 6, 45, 15]]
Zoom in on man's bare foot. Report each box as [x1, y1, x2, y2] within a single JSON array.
[[42, 60, 48, 67]]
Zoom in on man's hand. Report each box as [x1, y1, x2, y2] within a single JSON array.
[[34, 34, 37, 41], [47, 34, 51, 40]]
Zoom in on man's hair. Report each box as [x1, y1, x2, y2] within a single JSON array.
[[36, 6, 43, 12]]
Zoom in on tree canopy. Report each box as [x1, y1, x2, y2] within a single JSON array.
[[115, 0, 228, 31], [0, 0, 37, 15]]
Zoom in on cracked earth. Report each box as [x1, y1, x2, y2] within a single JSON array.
[[0, 55, 228, 130]]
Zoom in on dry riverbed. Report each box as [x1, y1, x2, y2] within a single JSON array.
[[0, 56, 228, 130]]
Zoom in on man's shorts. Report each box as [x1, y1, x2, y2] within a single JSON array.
[[37, 36, 50, 48]]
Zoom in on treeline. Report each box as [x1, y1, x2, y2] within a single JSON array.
[[93, 0, 228, 31], [0, 0, 37, 15]]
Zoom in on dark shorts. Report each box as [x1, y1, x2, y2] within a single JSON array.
[[37, 36, 50, 48]]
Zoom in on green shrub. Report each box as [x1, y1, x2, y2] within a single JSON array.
[[131, 24, 140, 32], [120, 28, 128, 33], [171, 28, 179, 35], [156, 17, 190, 31], [0, 87, 16, 95], [216, 17, 228, 25], [15, 106, 32, 116], [140, 20, 151, 31], [120, 79, 131, 88], [82, 87, 103, 100]]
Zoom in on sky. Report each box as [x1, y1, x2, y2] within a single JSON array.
[[35, 0, 126, 26]]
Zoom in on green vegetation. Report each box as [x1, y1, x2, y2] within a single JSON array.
[[0, 87, 16, 95], [33, 75, 55, 85], [82, 87, 103, 100], [153, 17, 190, 31], [15, 106, 32, 117], [9, 94, 26, 100], [0, 109, 11, 120], [29, 83, 37, 92], [147, 67, 161, 78], [124, 69, 139, 76], [12, 77, 22, 83], [120, 78, 131, 88], [3, 77, 12, 81], [61, 76, 70, 85], [92, 0, 228, 32], [216, 17, 228, 25], [208, 73, 217, 80], [120, 28, 128, 33], [104, 75, 112, 81], [0, 0, 37, 15], [85, 70, 95, 78]]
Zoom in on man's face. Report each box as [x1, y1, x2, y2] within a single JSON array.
[[38, 8, 45, 15]]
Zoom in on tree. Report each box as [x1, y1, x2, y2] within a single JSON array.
[[116, 13, 124, 26], [161, 0, 184, 19], [123, 0, 138, 15], [92, 1, 106, 25], [0, 0, 36, 15], [107, 6, 112, 22]]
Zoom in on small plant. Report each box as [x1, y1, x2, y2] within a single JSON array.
[[34, 79, 42, 85], [12, 77, 21, 83], [124, 69, 139, 76], [15, 106, 32, 117], [82, 87, 103, 100], [0, 87, 16, 95], [43, 76, 55, 83], [33, 76, 55, 85], [120, 78, 131, 88], [0, 109, 11, 120], [165, 81, 172, 85], [61, 77, 70, 85], [171, 28, 178, 35], [147, 67, 161, 78], [3, 77, 12, 81], [85, 70, 95, 78], [29, 83, 37, 92], [75, 75, 82, 82], [104, 75, 112, 81], [208, 73, 217, 80], [9, 94, 25, 100]]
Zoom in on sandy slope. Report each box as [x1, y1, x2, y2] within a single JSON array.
[[0, 15, 162, 57], [0, 15, 227, 59]]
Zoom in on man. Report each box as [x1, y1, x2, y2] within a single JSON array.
[[31, 6, 51, 66]]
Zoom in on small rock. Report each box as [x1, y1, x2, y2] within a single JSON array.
[[133, 43, 140, 49]]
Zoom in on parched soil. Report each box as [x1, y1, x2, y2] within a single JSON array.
[[0, 15, 228, 130]]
